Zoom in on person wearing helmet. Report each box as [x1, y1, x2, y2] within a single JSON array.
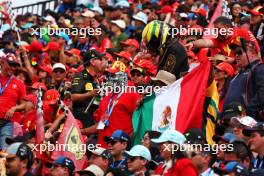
[[142, 20, 189, 79]]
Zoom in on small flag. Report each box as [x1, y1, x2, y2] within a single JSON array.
[[36, 88, 45, 158]]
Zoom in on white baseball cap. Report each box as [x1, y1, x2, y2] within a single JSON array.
[[133, 12, 148, 24], [125, 145, 151, 161], [111, 20, 126, 29], [151, 130, 186, 145], [52, 63, 66, 71], [81, 10, 95, 18], [231, 116, 257, 128]]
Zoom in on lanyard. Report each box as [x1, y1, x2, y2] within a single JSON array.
[[254, 156, 264, 168], [104, 92, 123, 126], [111, 158, 126, 169], [0, 76, 12, 95]]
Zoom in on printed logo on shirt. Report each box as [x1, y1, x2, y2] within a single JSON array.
[[85, 83, 93, 91], [12, 84, 17, 89]]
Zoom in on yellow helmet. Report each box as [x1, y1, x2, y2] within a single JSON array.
[[142, 20, 171, 55]]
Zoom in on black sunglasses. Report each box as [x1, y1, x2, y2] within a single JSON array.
[[131, 72, 142, 77], [8, 61, 19, 68], [53, 69, 65, 74], [107, 140, 120, 146], [234, 49, 243, 57], [127, 156, 144, 162]]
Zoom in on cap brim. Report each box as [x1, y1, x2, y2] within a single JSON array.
[[150, 77, 169, 85], [131, 68, 143, 74], [248, 11, 261, 16], [5, 137, 14, 145], [132, 16, 146, 24], [151, 138, 167, 144], [103, 136, 114, 143], [76, 170, 93, 174], [242, 128, 256, 137], [222, 112, 238, 120]]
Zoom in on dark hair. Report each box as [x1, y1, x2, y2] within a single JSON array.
[[225, 141, 253, 168], [213, 16, 233, 27], [144, 131, 161, 160], [106, 168, 127, 176]]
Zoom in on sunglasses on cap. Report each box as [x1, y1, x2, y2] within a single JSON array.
[[234, 49, 243, 57]]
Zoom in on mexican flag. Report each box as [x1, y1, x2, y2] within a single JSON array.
[[132, 60, 211, 145]]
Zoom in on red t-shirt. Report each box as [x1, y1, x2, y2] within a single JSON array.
[[22, 110, 36, 132], [94, 87, 141, 148], [155, 158, 198, 176], [211, 28, 260, 57], [0, 75, 26, 119]]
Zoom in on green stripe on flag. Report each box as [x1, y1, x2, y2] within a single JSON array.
[[132, 94, 155, 146]]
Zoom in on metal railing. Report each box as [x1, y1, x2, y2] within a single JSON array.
[[12, 0, 58, 16]]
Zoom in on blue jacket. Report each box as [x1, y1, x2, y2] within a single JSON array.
[[224, 60, 264, 121]]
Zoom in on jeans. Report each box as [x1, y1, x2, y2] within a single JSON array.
[[0, 122, 13, 150]]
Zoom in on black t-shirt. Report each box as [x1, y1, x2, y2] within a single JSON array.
[[71, 69, 99, 127], [158, 39, 189, 79]]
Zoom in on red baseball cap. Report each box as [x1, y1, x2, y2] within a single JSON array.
[[248, 6, 263, 16], [43, 89, 60, 106], [157, 5, 173, 14], [24, 94, 37, 106], [121, 39, 140, 50], [114, 51, 132, 62], [215, 62, 235, 77], [104, 52, 114, 62], [25, 41, 43, 52], [65, 48, 81, 57], [43, 42, 60, 51], [38, 64, 53, 75], [31, 82, 47, 91], [195, 8, 207, 18]]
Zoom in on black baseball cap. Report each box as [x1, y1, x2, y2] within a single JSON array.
[[242, 122, 264, 137], [53, 156, 75, 174], [220, 102, 244, 120], [82, 49, 105, 66]]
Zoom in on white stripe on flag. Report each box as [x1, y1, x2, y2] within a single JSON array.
[[152, 78, 183, 133]]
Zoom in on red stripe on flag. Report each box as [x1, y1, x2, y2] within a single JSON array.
[[176, 60, 211, 133]]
